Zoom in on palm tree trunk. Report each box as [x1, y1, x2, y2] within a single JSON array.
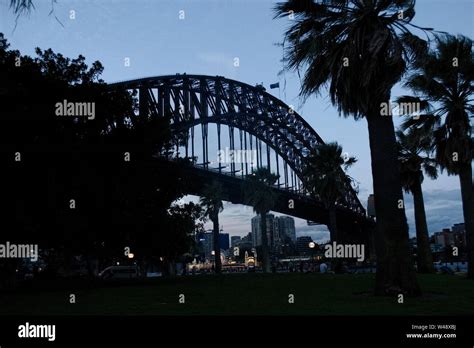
[[366, 108, 420, 296], [329, 206, 342, 273], [260, 212, 270, 273], [328, 206, 338, 242], [411, 178, 434, 273], [212, 214, 222, 274], [459, 163, 474, 278]]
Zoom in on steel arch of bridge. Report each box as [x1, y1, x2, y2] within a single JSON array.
[[109, 74, 366, 217]]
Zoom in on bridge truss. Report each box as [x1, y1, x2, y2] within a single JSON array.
[[109, 74, 366, 218]]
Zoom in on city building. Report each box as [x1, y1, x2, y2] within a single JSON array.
[[201, 231, 230, 259], [296, 236, 314, 255], [429, 222, 467, 262], [452, 223, 465, 234], [236, 232, 253, 250], [251, 214, 296, 251], [430, 223, 467, 257], [238, 241, 253, 250], [230, 236, 241, 248], [219, 233, 230, 251], [430, 243, 444, 253], [242, 232, 252, 243], [433, 228, 455, 247], [367, 194, 375, 218], [202, 231, 214, 259], [274, 216, 296, 243], [251, 214, 275, 247], [452, 223, 466, 248]]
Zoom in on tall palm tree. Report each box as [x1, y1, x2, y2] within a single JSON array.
[[397, 128, 437, 273], [243, 167, 279, 273], [200, 181, 224, 274], [274, 0, 428, 295], [400, 34, 473, 278], [302, 142, 357, 243]]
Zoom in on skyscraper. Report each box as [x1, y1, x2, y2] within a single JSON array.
[[275, 216, 296, 243], [202, 231, 230, 258], [219, 233, 230, 251], [251, 214, 275, 247], [296, 236, 314, 255], [231, 236, 241, 248], [202, 232, 214, 259], [367, 194, 376, 218]]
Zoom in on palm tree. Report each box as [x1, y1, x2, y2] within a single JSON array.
[[302, 142, 357, 243], [243, 167, 279, 273], [397, 128, 437, 273], [9, 0, 34, 16], [9, 0, 63, 29], [200, 181, 225, 274], [274, 0, 428, 295], [399, 34, 473, 278]]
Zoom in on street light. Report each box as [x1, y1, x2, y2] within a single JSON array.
[[210, 250, 216, 271], [308, 242, 317, 270]]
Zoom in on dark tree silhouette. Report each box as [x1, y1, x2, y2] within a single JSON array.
[[243, 167, 279, 273], [396, 128, 436, 273], [274, 0, 429, 296], [400, 34, 473, 278], [200, 182, 225, 274], [0, 33, 193, 285], [302, 142, 356, 243]]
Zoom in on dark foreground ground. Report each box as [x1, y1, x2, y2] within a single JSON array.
[[1, 273, 473, 315]]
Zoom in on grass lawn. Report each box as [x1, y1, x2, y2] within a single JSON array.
[[1, 273, 474, 315]]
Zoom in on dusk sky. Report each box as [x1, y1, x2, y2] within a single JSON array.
[[1, 0, 472, 242]]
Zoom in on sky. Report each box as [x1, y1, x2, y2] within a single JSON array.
[[1, 0, 472, 242]]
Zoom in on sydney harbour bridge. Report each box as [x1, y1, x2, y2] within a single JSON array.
[[109, 74, 375, 248]]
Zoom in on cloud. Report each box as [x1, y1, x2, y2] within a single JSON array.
[[404, 188, 464, 237], [196, 52, 237, 78], [294, 223, 330, 244]]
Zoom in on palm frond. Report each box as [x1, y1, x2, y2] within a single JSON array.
[[10, 0, 35, 15], [302, 142, 355, 207], [243, 167, 279, 214], [199, 181, 225, 218], [401, 34, 473, 174], [274, 0, 431, 118], [397, 127, 439, 191]]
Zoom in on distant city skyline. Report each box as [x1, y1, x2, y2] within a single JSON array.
[[181, 193, 467, 244]]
